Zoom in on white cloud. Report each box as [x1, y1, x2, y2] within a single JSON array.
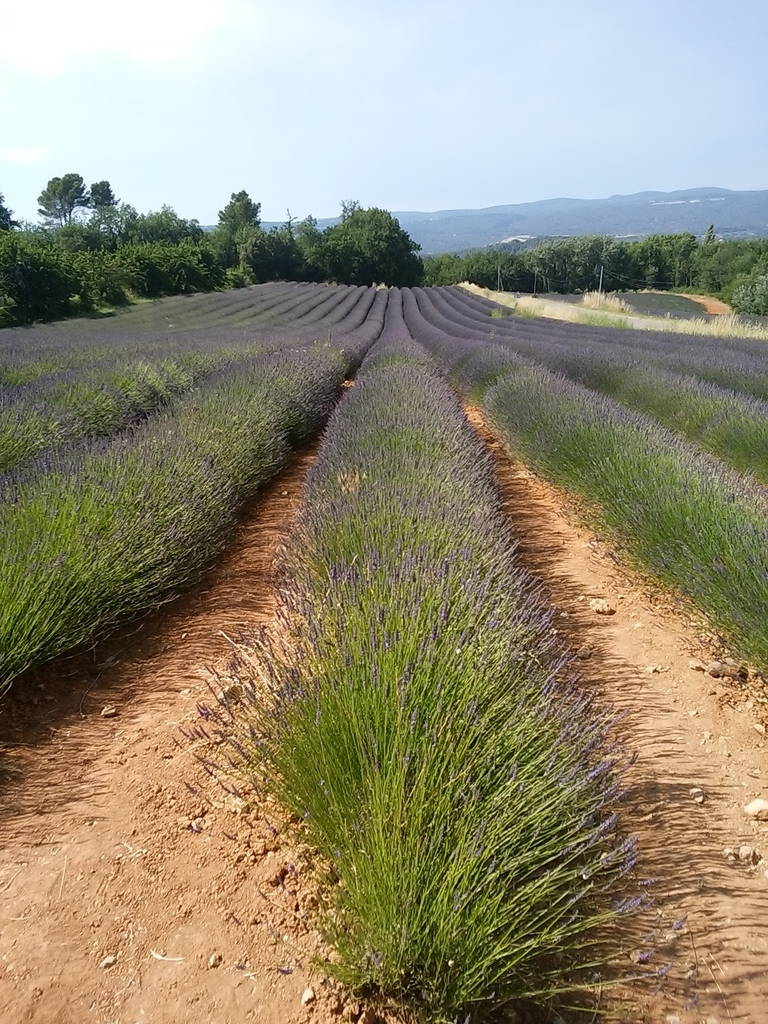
[[0, 147, 51, 163], [0, 0, 241, 74]]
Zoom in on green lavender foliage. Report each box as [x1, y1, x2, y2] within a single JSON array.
[[0, 357, 204, 473], [402, 287, 768, 669], [0, 346, 347, 691], [559, 360, 768, 483], [218, 331, 636, 1021], [483, 363, 768, 666]]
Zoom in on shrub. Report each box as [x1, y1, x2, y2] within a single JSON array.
[[0, 233, 80, 323], [731, 274, 768, 316]]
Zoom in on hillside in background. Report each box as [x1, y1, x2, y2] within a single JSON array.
[[263, 188, 768, 254]]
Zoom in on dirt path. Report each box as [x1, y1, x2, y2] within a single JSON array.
[[0, 442, 359, 1024], [679, 294, 731, 316], [467, 407, 768, 1024]]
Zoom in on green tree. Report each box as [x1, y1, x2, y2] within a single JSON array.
[[731, 273, 768, 315], [422, 252, 467, 286], [0, 193, 17, 231], [322, 204, 423, 287], [38, 173, 91, 227], [55, 221, 108, 252], [117, 205, 203, 246], [213, 190, 262, 269], [626, 233, 698, 289], [522, 236, 633, 293], [68, 249, 135, 307], [218, 190, 261, 232], [295, 215, 326, 281], [241, 226, 304, 283], [340, 199, 362, 220], [694, 237, 768, 298], [53, 203, 134, 253], [114, 239, 221, 297], [90, 180, 118, 209], [88, 204, 129, 250]]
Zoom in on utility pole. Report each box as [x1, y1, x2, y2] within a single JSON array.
[[597, 264, 604, 305], [497, 264, 502, 292], [533, 269, 537, 296]]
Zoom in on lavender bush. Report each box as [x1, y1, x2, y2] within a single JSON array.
[[214, 312, 636, 1020]]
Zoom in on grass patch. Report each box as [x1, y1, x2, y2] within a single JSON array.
[[579, 291, 633, 314]]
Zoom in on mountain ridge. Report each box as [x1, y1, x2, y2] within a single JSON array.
[[258, 187, 768, 254]]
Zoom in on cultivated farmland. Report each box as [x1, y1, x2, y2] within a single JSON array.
[[1, 285, 767, 1024]]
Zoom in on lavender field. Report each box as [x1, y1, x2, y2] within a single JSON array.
[[3, 283, 768, 1020], [400, 286, 768, 665], [0, 283, 385, 689]]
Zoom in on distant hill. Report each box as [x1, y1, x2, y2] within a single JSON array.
[[259, 187, 768, 255]]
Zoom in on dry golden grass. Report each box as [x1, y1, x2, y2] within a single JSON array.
[[460, 283, 768, 341], [580, 290, 633, 313]]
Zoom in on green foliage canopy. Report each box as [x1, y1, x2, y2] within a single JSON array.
[[212, 190, 263, 271], [731, 273, 768, 315], [117, 205, 203, 246], [218, 190, 261, 233], [322, 205, 423, 287], [422, 231, 768, 300], [90, 180, 118, 209], [0, 193, 17, 231], [0, 232, 80, 323], [38, 173, 91, 227]]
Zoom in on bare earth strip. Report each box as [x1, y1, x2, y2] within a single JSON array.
[[0, 441, 362, 1024], [467, 406, 768, 1024], [678, 294, 732, 316]]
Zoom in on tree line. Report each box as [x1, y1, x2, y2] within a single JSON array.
[[3, 176, 768, 325], [0, 179, 422, 325], [423, 231, 768, 315]]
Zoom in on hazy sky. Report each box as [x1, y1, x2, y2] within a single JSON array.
[[1, 0, 766, 224]]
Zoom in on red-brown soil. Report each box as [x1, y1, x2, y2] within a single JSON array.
[[679, 294, 732, 315], [2, 408, 768, 1024]]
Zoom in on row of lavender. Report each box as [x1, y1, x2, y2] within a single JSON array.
[[424, 285, 768, 483], [436, 285, 768, 402], [0, 286, 387, 693], [402, 287, 768, 668], [211, 296, 637, 1021], [0, 283, 376, 476], [0, 281, 364, 374]]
